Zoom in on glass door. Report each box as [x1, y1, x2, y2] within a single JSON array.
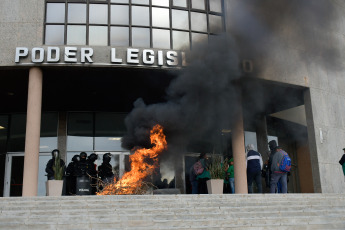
[[4, 153, 24, 197], [4, 152, 51, 197]]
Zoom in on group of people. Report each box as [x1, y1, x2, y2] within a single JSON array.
[[190, 139, 291, 194], [45, 149, 115, 195]]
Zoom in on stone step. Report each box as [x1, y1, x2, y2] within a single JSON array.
[[0, 194, 344, 229]]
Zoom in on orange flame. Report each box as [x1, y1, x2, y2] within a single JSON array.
[[98, 124, 167, 195]]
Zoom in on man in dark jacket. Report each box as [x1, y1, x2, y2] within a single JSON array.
[[98, 153, 114, 183], [246, 144, 263, 193], [65, 154, 79, 195], [268, 140, 288, 193], [45, 149, 65, 180]]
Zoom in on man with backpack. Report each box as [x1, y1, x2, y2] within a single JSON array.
[[268, 140, 291, 193]]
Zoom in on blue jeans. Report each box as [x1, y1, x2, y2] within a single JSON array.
[[229, 178, 235, 194], [191, 181, 198, 194], [270, 172, 287, 193]]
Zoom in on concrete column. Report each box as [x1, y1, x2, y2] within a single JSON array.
[[232, 92, 248, 194], [256, 115, 269, 162], [304, 89, 322, 193], [22, 67, 43, 197], [58, 112, 67, 162]]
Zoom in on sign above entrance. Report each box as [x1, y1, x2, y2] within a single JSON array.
[[14, 47, 187, 68]]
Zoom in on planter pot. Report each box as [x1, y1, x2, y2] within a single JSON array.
[[207, 179, 224, 194], [46, 180, 63, 196]]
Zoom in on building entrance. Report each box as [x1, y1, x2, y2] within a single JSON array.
[[4, 152, 51, 196]]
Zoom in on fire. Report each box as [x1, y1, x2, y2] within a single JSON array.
[[98, 124, 167, 195]]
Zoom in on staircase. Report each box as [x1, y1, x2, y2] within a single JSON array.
[[0, 193, 344, 230]]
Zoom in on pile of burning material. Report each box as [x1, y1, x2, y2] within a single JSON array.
[[97, 124, 167, 195]]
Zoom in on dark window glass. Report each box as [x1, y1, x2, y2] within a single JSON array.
[[67, 113, 93, 151], [95, 113, 127, 151], [40, 113, 58, 153], [0, 115, 9, 154], [191, 33, 208, 47], [209, 15, 223, 34], [8, 114, 26, 152]]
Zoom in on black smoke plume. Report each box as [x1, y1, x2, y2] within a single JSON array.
[[122, 35, 241, 152], [122, 0, 342, 152]]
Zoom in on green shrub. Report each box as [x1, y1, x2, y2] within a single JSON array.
[[208, 154, 227, 179], [52, 152, 64, 180]]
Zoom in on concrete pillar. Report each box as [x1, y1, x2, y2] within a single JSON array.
[[58, 112, 67, 162], [22, 67, 43, 197], [256, 115, 269, 162], [232, 92, 248, 194], [304, 89, 322, 193]]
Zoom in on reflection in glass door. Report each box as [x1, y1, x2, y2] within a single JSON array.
[[4, 153, 51, 197], [184, 154, 199, 194], [4, 153, 24, 197]]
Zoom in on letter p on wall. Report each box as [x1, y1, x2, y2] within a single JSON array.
[[15, 47, 29, 63]]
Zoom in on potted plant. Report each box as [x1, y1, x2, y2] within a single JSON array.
[[46, 149, 64, 196], [207, 154, 226, 194]]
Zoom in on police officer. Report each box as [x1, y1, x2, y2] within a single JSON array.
[[98, 153, 114, 184], [45, 149, 65, 180], [87, 153, 98, 195], [65, 155, 79, 195], [75, 152, 93, 195]]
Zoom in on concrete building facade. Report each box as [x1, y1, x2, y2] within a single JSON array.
[[0, 0, 344, 196]]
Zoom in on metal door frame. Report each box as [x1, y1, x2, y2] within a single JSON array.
[[4, 152, 52, 197], [3, 152, 24, 197]]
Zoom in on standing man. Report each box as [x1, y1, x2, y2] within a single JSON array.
[[268, 140, 288, 193], [246, 144, 263, 193], [196, 152, 211, 194], [339, 148, 345, 181]]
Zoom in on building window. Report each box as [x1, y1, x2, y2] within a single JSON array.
[[44, 0, 225, 49]]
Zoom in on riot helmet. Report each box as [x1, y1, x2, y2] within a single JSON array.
[[88, 153, 98, 163], [103, 153, 111, 163], [80, 152, 87, 160], [52, 149, 60, 158], [72, 154, 80, 162]]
